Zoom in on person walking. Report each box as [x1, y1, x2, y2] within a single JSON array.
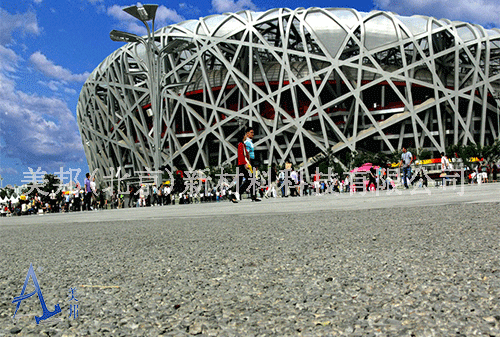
[[368, 167, 377, 191], [244, 126, 256, 167], [235, 129, 260, 202], [399, 147, 413, 189]]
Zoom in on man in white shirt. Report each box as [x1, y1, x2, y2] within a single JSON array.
[[290, 168, 298, 196], [278, 169, 285, 197], [399, 147, 413, 189], [440, 152, 450, 171], [90, 177, 97, 194], [164, 185, 171, 205], [49, 190, 57, 213], [440, 152, 451, 187]]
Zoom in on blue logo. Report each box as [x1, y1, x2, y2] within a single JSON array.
[[12, 263, 61, 324]]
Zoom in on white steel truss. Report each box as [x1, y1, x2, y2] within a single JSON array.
[[77, 7, 500, 182]]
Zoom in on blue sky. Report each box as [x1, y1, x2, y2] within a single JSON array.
[[0, 0, 499, 188]]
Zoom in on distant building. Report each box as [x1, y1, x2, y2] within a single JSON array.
[[77, 7, 500, 182]]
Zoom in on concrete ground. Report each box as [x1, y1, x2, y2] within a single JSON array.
[[0, 183, 499, 336]]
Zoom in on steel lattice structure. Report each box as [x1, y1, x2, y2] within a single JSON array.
[[77, 7, 500, 182]]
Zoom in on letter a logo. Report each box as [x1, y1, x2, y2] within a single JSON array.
[[12, 263, 61, 324]]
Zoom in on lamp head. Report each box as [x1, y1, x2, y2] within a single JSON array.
[[110, 30, 142, 43], [123, 4, 158, 22]]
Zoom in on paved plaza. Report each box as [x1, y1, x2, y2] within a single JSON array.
[[1, 184, 499, 336]]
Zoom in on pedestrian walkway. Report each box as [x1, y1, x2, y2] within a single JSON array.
[[2, 183, 498, 226]]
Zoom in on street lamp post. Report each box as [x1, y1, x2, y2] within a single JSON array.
[[110, 4, 193, 184]]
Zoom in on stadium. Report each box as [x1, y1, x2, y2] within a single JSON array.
[[77, 7, 500, 182]]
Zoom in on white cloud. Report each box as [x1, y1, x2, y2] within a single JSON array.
[[211, 0, 257, 13], [156, 6, 184, 24], [374, 0, 500, 26], [29, 51, 90, 83], [0, 167, 19, 175], [0, 73, 84, 168], [38, 80, 60, 91], [107, 4, 134, 21], [107, 5, 185, 35], [126, 22, 148, 36], [37, 80, 79, 94], [33, 0, 43, 4], [0, 8, 40, 45], [0, 45, 20, 73]]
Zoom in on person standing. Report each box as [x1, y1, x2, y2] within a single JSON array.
[[99, 190, 105, 209], [165, 184, 171, 205], [278, 168, 285, 197], [441, 152, 450, 171], [138, 185, 145, 207], [157, 184, 162, 206], [344, 175, 350, 193], [440, 152, 450, 187], [290, 166, 298, 196], [152, 184, 158, 206], [74, 184, 81, 211], [399, 147, 413, 189], [90, 177, 97, 210], [128, 185, 137, 208], [49, 190, 57, 213], [83, 173, 92, 211], [313, 171, 321, 194], [264, 164, 278, 198]]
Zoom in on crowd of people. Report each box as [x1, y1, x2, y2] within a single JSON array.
[[1, 139, 499, 217], [0, 166, 380, 217]]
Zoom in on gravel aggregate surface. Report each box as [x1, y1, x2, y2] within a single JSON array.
[[1, 187, 499, 336]]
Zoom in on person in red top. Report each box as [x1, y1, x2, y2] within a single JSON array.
[[313, 170, 321, 193], [235, 130, 261, 202]]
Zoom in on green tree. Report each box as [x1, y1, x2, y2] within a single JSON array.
[[21, 174, 63, 203], [0, 187, 14, 199], [482, 140, 500, 163], [446, 142, 500, 168], [417, 148, 432, 160], [390, 149, 402, 165]]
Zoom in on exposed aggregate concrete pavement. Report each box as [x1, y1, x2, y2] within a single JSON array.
[[0, 192, 499, 336]]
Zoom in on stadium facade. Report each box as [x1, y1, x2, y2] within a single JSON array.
[[77, 7, 500, 182]]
